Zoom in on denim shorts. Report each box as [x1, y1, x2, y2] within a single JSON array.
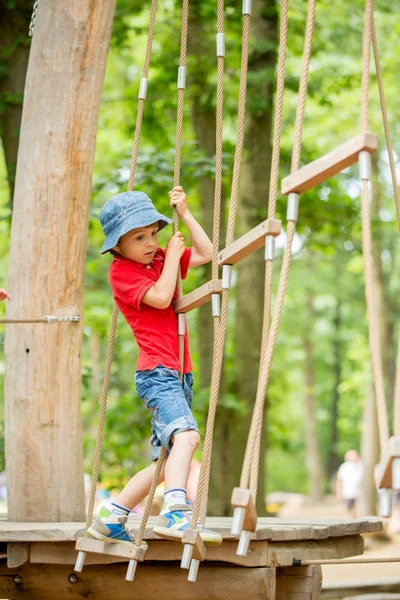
[[135, 365, 199, 460]]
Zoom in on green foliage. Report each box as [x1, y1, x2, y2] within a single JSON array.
[[1, 0, 400, 502]]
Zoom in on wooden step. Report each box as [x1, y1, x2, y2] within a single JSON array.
[[173, 279, 222, 314], [281, 132, 378, 195], [375, 436, 400, 489], [218, 219, 281, 267]]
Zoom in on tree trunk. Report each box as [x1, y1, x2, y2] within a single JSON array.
[[0, 1, 33, 207], [304, 285, 324, 502], [328, 299, 341, 481], [208, 0, 278, 516], [5, 0, 116, 522], [359, 154, 390, 516]]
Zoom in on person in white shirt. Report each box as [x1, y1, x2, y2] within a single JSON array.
[[336, 449, 364, 519]]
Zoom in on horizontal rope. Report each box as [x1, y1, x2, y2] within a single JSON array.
[[0, 316, 80, 324], [294, 556, 400, 566]]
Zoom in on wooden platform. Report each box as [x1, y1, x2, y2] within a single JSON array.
[[281, 132, 378, 195], [0, 517, 383, 600]]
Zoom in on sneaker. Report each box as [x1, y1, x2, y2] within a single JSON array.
[[88, 506, 139, 547], [152, 502, 222, 546]]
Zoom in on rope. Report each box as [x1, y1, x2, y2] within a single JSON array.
[[291, 0, 316, 173], [84, 0, 160, 541], [295, 556, 400, 566], [0, 317, 79, 324], [360, 178, 389, 451], [361, 0, 373, 135], [191, 7, 251, 529], [241, 0, 316, 500], [358, 0, 389, 453], [371, 17, 400, 229], [370, 15, 400, 437], [85, 304, 119, 535], [240, 0, 289, 496], [211, 1, 225, 282]]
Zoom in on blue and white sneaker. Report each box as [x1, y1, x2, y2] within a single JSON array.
[[152, 502, 222, 546], [88, 506, 143, 548]]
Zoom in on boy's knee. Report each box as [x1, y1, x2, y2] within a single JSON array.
[[172, 429, 200, 450], [187, 429, 200, 450]]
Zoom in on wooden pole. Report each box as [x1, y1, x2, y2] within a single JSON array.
[[4, 0, 116, 522]]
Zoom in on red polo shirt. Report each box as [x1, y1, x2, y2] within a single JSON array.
[[109, 247, 193, 374]]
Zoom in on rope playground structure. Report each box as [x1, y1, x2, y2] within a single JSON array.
[[2, 0, 400, 596]]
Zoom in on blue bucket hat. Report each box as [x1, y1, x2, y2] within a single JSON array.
[[99, 191, 172, 254]]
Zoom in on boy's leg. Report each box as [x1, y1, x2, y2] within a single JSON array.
[[164, 430, 200, 490], [116, 460, 165, 510], [88, 460, 165, 546]]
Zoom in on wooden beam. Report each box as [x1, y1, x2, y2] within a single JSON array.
[[322, 578, 400, 599], [281, 132, 378, 195], [267, 534, 364, 567], [4, 0, 116, 522], [173, 279, 222, 314], [30, 539, 269, 567], [218, 219, 281, 267], [0, 562, 278, 600], [375, 436, 400, 489]]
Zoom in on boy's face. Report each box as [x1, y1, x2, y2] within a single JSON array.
[[113, 223, 159, 263]]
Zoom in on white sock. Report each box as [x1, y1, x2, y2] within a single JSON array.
[[106, 501, 130, 516], [164, 488, 187, 506]]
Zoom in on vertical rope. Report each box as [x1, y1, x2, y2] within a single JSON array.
[[360, 179, 389, 451], [84, 0, 160, 540], [291, 0, 316, 173], [361, 0, 373, 135], [191, 4, 251, 528], [240, 0, 316, 499], [211, 1, 225, 281], [240, 0, 289, 495], [85, 305, 119, 535], [370, 15, 400, 437], [358, 0, 389, 453]]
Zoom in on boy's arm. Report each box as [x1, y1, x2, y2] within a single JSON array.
[[0, 289, 10, 301], [141, 233, 185, 309], [169, 186, 212, 268]]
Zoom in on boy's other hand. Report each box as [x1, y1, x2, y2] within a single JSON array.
[[166, 231, 186, 260], [0, 289, 11, 301], [169, 186, 189, 217]]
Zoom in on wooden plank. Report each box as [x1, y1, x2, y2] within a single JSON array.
[[0, 517, 382, 543], [218, 219, 281, 267], [281, 132, 378, 195], [173, 279, 222, 314], [268, 534, 363, 567], [0, 562, 278, 600], [321, 578, 400, 599], [30, 539, 269, 567], [276, 565, 322, 599], [7, 542, 29, 568], [75, 537, 147, 561], [5, 0, 116, 523], [375, 436, 400, 488]]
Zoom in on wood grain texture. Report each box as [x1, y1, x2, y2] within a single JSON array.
[[4, 0, 116, 522], [7, 542, 29, 568], [218, 219, 281, 266], [0, 563, 278, 600], [0, 516, 383, 542], [281, 133, 378, 195], [173, 279, 222, 313]]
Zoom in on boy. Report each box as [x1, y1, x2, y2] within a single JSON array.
[[0, 289, 10, 301], [91, 187, 222, 546]]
